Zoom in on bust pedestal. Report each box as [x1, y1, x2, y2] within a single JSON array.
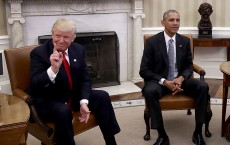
[[198, 29, 212, 38]]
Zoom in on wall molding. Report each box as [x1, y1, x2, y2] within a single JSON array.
[[112, 98, 230, 108], [142, 27, 230, 35], [0, 35, 10, 48]]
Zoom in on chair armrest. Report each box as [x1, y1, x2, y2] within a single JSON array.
[[29, 102, 54, 137], [193, 64, 206, 81], [13, 88, 30, 102], [13, 88, 54, 137]]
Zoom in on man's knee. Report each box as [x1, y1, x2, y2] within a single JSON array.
[[56, 104, 72, 120], [198, 81, 209, 92], [91, 90, 111, 103], [142, 85, 160, 98]]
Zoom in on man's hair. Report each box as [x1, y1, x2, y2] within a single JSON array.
[[51, 18, 77, 36], [163, 9, 179, 20]]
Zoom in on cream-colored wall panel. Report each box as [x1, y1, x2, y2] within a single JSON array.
[[0, 0, 7, 35], [193, 61, 224, 79], [225, 0, 230, 26], [193, 46, 227, 79], [194, 47, 227, 62], [143, 0, 229, 27]]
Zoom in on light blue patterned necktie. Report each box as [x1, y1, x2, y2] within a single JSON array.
[[167, 39, 175, 80]]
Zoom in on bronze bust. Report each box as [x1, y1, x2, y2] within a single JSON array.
[[198, 2, 213, 37]]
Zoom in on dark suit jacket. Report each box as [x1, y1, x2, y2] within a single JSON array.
[[29, 40, 92, 108], [139, 32, 193, 83]]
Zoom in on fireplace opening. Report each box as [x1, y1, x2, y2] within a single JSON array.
[[38, 31, 120, 88]]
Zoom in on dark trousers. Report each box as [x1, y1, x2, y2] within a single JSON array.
[[142, 78, 209, 129], [35, 90, 120, 145]]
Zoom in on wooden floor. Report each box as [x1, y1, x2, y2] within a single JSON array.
[[110, 79, 227, 102]]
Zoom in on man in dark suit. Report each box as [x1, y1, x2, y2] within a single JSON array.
[[29, 18, 120, 145], [139, 9, 209, 145]]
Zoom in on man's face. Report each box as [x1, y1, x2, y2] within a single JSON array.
[[161, 12, 180, 37], [52, 28, 75, 52]]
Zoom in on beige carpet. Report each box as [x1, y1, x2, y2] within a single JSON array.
[[206, 79, 230, 99], [209, 84, 230, 99], [27, 104, 230, 145]]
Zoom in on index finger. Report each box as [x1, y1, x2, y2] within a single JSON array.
[[85, 114, 90, 123], [53, 42, 58, 53]]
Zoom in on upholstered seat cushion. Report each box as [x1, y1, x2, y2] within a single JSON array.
[[28, 112, 97, 144], [160, 94, 195, 110]]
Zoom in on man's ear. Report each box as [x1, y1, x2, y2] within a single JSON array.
[[72, 35, 76, 43], [161, 20, 165, 26]]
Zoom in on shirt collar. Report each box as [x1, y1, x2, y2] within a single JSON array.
[[164, 31, 176, 43], [64, 49, 69, 56]]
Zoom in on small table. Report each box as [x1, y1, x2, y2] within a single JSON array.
[[0, 93, 30, 145], [193, 35, 230, 60], [220, 61, 230, 137]]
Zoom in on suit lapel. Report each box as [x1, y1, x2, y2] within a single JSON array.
[[158, 33, 168, 65], [67, 44, 80, 85], [68, 45, 79, 71], [176, 34, 183, 68], [67, 46, 74, 77]]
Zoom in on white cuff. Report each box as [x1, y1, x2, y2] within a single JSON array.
[[159, 78, 166, 86], [80, 99, 89, 105], [47, 67, 58, 82]]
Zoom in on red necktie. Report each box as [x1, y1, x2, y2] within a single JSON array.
[[62, 52, 72, 89], [62, 52, 73, 111]]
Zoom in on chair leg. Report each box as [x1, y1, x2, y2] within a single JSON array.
[[144, 107, 151, 141], [19, 130, 28, 145], [187, 109, 192, 115], [226, 122, 230, 142], [205, 106, 212, 137]]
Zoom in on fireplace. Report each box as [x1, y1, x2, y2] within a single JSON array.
[[38, 31, 120, 88]]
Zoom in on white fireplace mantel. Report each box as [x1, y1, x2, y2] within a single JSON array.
[[6, 0, 145, 83]]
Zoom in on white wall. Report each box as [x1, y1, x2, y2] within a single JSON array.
[[0, 35, 11, 94]]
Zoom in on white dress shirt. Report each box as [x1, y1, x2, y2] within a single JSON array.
[[159, 31, 178, 85], [47, 50, 89, 105]]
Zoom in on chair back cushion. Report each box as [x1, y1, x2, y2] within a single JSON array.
[[144, 34, 194, 58], [4, 45, 37, 93]]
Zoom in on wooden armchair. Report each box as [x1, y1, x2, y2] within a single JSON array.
[[4, 46, 98, 145], [142, 34, 212, 140]]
